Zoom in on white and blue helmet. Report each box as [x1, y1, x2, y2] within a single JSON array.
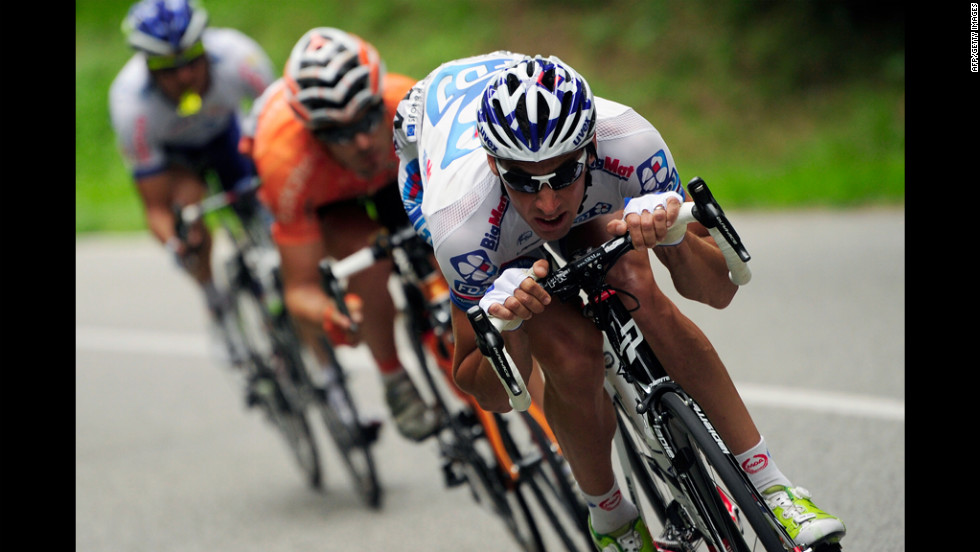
[[477, 55, 596, 162], [122, 0, 209, 57]]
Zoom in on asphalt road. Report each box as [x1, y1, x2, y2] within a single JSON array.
[[76, 207, 905, 552]]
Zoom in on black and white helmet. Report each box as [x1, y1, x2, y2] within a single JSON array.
[[283, 27, 385, 128]]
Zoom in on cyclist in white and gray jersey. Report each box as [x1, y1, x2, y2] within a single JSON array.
[[108, 0, 274, 365], [110, 26, 272, 182], [395, 51, 683, 310], [394, 51, 846, 551]]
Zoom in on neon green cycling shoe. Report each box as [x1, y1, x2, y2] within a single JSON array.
[[589, 515, 656, 552], [763, 485, 846, 547]]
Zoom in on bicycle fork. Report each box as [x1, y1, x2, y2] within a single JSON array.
[[598, 291, 725, 551]]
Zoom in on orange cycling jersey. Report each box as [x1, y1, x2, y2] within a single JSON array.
[[245, 73, 415, 245]]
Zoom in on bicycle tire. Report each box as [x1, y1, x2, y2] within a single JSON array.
[[247, 249, 383, 508], [660, 391, 796, 552], [429, 406, 542, 551], [230, 279, 323, 489], [248, 356, 323, 489], [472, 413, 546, 552], [290, 335, 383, 509], [508, 410, 594, 551], [391, 284, 539, 545]]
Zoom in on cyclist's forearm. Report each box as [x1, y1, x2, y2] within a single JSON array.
[[654, 234, 737, 308], [144, 203, 177, 245], [284, 285, 332, 336], [451, 303, 514, 412], [454, 346, 513, 412]]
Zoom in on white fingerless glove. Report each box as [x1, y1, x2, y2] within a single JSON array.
[[479, 267, 536, 331], [623, 191, 686, 246]]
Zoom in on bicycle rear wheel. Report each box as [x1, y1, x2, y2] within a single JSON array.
[[659, 391, 798, 552]]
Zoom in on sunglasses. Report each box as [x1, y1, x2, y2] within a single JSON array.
[[495, 149, 588, 194], [146, 41, 206, 72], [313, 102, 386, 144]]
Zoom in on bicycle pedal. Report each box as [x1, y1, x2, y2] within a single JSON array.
[[311, 386, 328, 402], [441, 460, 467, 488], [359, 419, 383, 445], [245, 377, 276, 407], [245, 392, 262, 409], [653, 534, 699, 552], [806, 542, 843, 552]]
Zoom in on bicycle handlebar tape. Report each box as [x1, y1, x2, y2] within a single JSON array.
[[467, 306, 532, 412]]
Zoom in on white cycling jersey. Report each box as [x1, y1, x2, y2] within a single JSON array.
[[109, 27, 274, 179], [394, 51, 684, 309]]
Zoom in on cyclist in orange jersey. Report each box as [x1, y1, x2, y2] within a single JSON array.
[[240, 27, 439, 442]]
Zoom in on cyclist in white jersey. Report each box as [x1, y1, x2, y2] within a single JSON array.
[[394, 51, 846, 551], [109, 0, 274, 364]]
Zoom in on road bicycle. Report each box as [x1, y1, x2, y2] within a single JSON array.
[[175, 180, 382, 508], [468, 177, 844, 552], [320, 224, 593, 551]]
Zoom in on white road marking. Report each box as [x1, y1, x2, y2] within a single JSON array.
[[734, 383, 904, 421], [76, 325, 904, 421]]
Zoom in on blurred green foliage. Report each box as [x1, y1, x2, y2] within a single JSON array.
[[76, 0, 904, 234]]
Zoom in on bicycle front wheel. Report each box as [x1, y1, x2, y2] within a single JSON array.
[[230, 276, 323, 489], [250, 363, 323, 489], [660, 391, 797, 552], [293, 339, 382, 509]]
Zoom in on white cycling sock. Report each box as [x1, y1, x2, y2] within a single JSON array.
[[583, 480, 638, 535], [735, 436, 792, 492]]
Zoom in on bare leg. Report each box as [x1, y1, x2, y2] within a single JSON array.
[[523, 299, 617, 496]]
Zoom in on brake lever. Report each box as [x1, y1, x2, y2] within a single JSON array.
[[687, 177, 750, 263], [466, 305, 532, 411]]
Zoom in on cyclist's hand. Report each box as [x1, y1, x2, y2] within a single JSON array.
[[607, 191, 685, 249], [165, 234, 203, 271], [323, 293, 364, 346], [478, 259, 551, 331], [165, 235, 187, 259]]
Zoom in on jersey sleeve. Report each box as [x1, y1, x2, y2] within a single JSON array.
[[393, 83, 427, 243], [108, 68, 168, 178], [220, 28, 276, 100], [593, 98, 684, 201]]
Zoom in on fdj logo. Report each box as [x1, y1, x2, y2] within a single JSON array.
[[450, 249, 498, 285], [637, 149, 679, 194]]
